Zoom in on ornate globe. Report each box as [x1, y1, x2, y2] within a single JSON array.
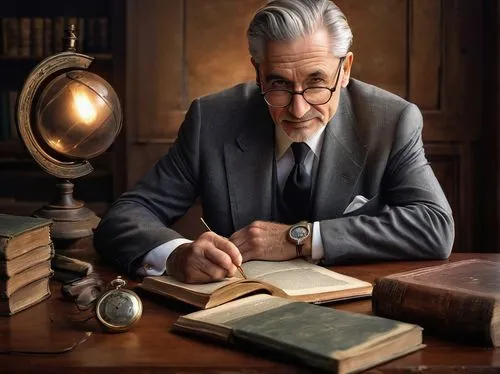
[[35, 70, 122, 160], [16, 48, 123, 247]]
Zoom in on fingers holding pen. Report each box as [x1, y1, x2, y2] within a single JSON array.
[[168, 231, 242, 284]]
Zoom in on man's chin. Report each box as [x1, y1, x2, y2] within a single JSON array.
[[281, 120, 321, 141]]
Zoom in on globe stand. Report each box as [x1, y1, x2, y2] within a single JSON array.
[[33, 180, 100, 252]]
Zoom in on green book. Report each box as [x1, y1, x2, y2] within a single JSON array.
[[0, 214, 52, 261], [173, 294, 424, 374]]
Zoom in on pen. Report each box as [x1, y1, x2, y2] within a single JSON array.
[[199, 217, 247, 279]]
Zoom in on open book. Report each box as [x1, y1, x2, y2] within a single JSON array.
[[139, 259, 372, 309], [173, 294, 424, 374]]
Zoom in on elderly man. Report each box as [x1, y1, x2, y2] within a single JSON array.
[[94, 0, 454, 283]]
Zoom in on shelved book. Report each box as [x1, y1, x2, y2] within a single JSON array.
[[372, 259, 500, 346], [173, 294, 424, 374], [139, 259, 373, 309]]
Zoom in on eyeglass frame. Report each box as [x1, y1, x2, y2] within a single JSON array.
[[260, 56, 346, 108]]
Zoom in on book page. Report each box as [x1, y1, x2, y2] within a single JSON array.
[[145, 275, 240, 295], [242, 259, 370, 296], [182, 294, 292, 325]]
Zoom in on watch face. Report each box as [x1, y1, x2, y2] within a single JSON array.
[[96, 289, 142, 331], [290, 225, 309, 240]]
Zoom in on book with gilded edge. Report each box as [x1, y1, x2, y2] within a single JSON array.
[[372, 259, 500, 346], [0, 214, 52, 261], [173, 294, 424, 374], [0, 276, 51, 316], [139, 259, 372, 309]]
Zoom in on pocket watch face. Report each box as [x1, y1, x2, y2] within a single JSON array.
[[96, 289, 143, 332]]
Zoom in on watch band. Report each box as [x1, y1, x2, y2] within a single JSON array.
[[296, 243, 303, 258]]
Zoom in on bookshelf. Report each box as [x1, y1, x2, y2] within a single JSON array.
[[0, 0, 125, 216]]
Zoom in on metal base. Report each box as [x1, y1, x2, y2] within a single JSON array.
[[33, 179, 100, 251]]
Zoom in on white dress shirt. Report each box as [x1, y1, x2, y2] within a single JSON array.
[[138, 125, 327, 276]]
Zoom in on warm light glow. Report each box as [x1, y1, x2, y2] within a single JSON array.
[[73, 90, 97, 124], [47, 138, 64, 152]]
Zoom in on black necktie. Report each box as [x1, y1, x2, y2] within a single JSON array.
[[283, 142, 312, 219]]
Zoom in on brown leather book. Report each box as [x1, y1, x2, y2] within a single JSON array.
[[0, 214, 52, 261], [372, 259, 500, 346], [0, 260, 53, 298], [0, 276, 51, 316]]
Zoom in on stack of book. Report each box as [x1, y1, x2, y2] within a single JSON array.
[[0, 214, 53, 316]]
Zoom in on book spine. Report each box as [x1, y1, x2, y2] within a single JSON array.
[[31, 17, 44, 58], [2, 18, 19, 56], [372, 278, 496, 346], [18, 18, 31, 57], [43, 18, 52, 55]]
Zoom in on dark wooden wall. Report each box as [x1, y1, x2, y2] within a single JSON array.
[[124, 0, 496, 251]]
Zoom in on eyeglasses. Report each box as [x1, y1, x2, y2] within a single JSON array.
[[261, 56, 346, 108]]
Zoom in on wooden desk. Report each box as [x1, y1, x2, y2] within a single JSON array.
[[1, 252, 499, 373]]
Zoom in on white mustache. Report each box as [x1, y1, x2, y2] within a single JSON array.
[[282, 107, 322, 123], [282, 113, 321, 122]]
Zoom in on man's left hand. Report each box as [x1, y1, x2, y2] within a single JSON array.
[[229, 221, 297, 262]]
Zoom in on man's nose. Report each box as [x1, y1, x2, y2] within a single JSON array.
[[288, 93, 311, 119]]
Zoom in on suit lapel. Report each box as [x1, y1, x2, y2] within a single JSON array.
[[224, 96, 275, 230], [312, 89, 368, 220]]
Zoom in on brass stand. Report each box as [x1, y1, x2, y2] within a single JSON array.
[[34, 179, 100, 252]]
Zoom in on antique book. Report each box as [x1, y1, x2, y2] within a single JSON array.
[[0, 243, 53, 278], [139, 259, 372, 309], [0, 260, 53, 298], [173, 294, 424, 374], [0, 276, 51, 316], [372, 259, 500, 346], [0, 214, 52, 261]]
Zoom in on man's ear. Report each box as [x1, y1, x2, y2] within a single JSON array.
[[251, 58, 261, 87], [341, 52, 354, 88]]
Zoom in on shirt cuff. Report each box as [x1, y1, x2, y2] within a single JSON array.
[[136, 238, 193, 276], [311, 221, 324, 261]]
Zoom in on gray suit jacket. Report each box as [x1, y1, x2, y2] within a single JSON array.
[[94, 79, 454, 274]]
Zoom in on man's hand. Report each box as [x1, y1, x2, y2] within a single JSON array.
[[229, 221, 305, 262], [166, 232, 242, 283]]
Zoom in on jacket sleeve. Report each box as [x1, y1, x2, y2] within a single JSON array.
[[93, 100, 202, 274], [320, 103, 455, 264]]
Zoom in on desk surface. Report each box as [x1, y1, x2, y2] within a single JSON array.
[[1, 252, 499, 373]]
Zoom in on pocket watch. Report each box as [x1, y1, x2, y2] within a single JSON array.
[[95, 276, 143, 333]]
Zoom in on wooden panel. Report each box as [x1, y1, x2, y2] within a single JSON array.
[[409, 0, 442, 110], [185, 0, 265, 101], [426, 143, 471, 253], [439, 0, 482, 129], [336, 0, 407, 97], [126, 0, 184, 143]]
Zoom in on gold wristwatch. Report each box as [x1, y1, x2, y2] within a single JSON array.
[[287, 221, 312, 257]]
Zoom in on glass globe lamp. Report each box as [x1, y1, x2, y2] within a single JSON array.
[[16, 26, 122, 250]]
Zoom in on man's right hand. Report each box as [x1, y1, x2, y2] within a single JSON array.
[[166, 231, 242, 284]]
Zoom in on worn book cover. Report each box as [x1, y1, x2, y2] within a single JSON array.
[[0, 260, 53, 298], [139, 259, 372, 309], [0, 276, 51, 316], [0, 243, 54, 278], [372, 259, 500, 346], [173, 294, 423, 374], [0, 214, 52, 260]]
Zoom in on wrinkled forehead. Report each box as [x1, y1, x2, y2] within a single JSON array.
[[260, 29, 338, 80]]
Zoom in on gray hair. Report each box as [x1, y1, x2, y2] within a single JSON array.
[[247, 0, 352, 63]]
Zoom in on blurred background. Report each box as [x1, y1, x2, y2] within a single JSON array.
[[0, 0, 498, 254]]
